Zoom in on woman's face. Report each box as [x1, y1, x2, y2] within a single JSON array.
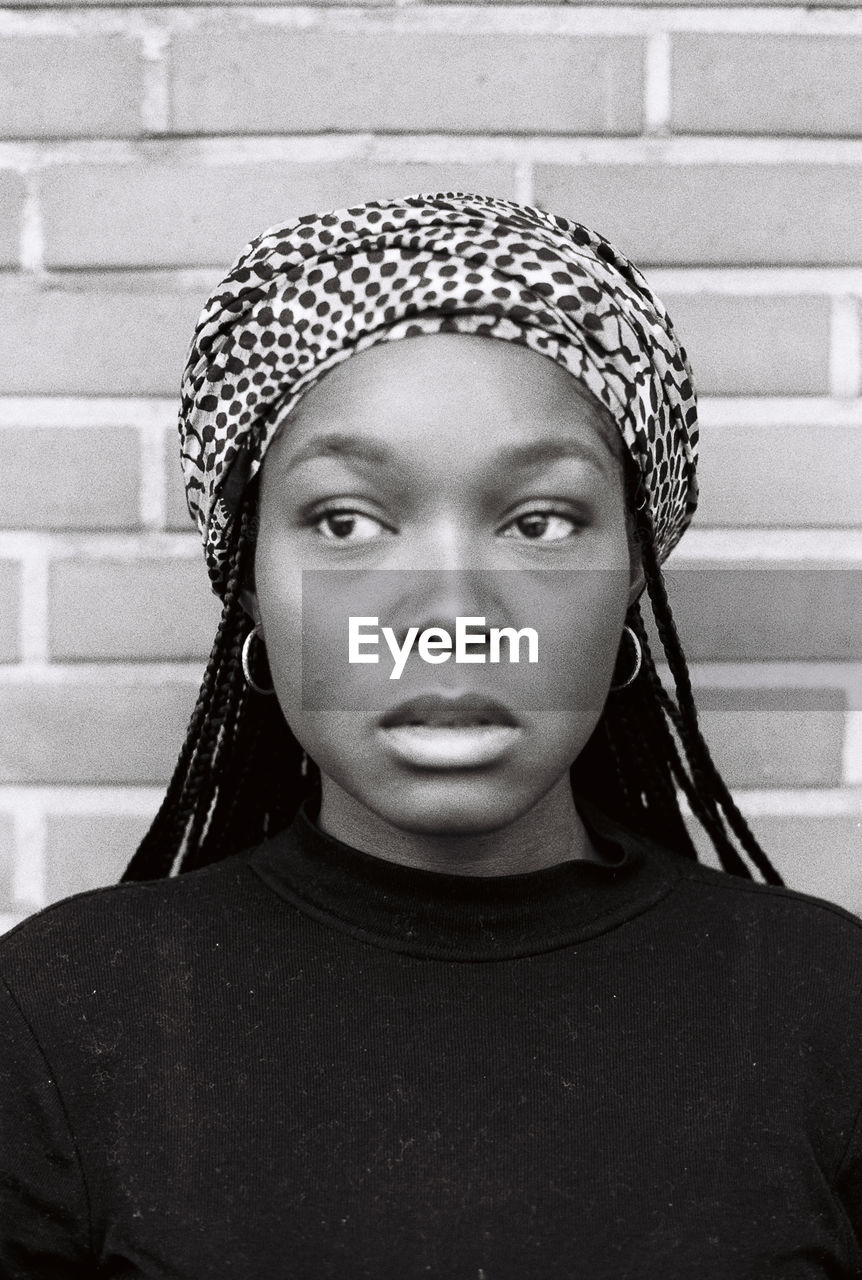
[[250, 333, 642, 837]]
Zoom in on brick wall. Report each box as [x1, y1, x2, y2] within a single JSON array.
[[0, 1, 860, 928]]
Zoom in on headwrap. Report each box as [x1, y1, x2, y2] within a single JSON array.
[[179, 192, 699, 596]]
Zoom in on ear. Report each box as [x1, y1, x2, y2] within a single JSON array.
[[239, 588, 261, 627]]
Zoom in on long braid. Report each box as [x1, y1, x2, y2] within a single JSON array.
[[583, 609, 700, 861], [119, 531, 248, 880], [630, 589, 749, 874], [122, 493, 316, 882], [626, 606, 736, 862], [178, 618, 248, 872], [568, 452, 781, 884], [177, 548, 248, 851], [632, 499, 782, 884]]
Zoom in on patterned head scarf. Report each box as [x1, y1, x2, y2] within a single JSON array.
[[179, 192, 699, 596]]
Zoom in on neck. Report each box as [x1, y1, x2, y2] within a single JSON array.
[[315, 773, 602, 877]]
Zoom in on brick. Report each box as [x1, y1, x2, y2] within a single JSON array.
[[0, 562, 20, 662], [45, 811, 156, 902], [0, 427, 140, 530], [672, 36, 862, 137], [0, 679, 200, 784], [533, 164, 862, 267], [49, 557, 222, 661], [0, 281, 205, 396], [663, 295, 830, 395], [43, 161, 519, 269], [0, 173, 24, 267], [171, 31, 642, 135], [689, 814, 862, 920], [0, 35, 143, 138], [695, 687, 844, 788], [166, 433, 194, 531], [657, 568, 862, 661], [695, 424, 862, 528]]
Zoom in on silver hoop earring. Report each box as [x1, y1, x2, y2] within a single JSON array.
[[610, 624, 642, 692], [241, 625, 276, 696]]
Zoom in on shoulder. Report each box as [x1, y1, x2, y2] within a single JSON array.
[[1, 852, 252, 948], [0, 850, 260, 1015], [668, 861, 862, 1143], [676, 855, 862, 928], [670, 855, 862, 982]]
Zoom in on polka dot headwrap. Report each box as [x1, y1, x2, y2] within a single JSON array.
[[179, 191, 699, 596]]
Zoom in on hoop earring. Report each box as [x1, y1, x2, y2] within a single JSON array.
[[300, 750, 308, 778], [610, 624, 642, 692], [241, 625, 276, 696]]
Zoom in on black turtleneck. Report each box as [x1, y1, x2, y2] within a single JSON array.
[[1, 798, 861, 1278]]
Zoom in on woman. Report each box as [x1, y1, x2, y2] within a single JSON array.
[[1, 193, 860, 1277]]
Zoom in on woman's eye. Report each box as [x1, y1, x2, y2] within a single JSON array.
[[311, 509, 386, 542], [307, 508, 582, 543], [501, 511, 583, 542]]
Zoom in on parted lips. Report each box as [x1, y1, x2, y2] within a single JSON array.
[[178, 191, 699, 596]]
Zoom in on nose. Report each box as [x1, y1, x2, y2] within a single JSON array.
[[396, 515, 483, 576], [384, 519, 507, 652], [390, 575, 504, 661], [411, 573, 490, 640]]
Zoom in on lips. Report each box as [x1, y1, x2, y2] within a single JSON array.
[[379, 692, 519, 730]]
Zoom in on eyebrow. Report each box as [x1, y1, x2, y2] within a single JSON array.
[[279, 431, 616, 478]]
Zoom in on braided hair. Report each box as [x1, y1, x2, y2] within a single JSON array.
[[121, 450, 781, 886]]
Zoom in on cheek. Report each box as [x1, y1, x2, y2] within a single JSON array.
[[505, 567, 630, 715]]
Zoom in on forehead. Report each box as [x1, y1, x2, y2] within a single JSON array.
[[267, 333, 622, 473]]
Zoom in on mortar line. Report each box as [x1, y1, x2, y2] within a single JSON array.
[[140, 25, 171, 135], [3, 8, 861, 37], [829, 296, 862, 400], [18, 170, 44, 275], [0, 785, 166, 816], [643, 31, 671, 137], [2, 135, 862, 169], [843, 712, 862, 786], [138, 421, 169, 530], [17, 542, 49, 665], [11, 800, 46, 909]]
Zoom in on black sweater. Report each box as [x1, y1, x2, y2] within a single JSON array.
[[1, 798, 861, 1279]]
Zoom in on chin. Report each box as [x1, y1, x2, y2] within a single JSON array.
[[361, 773, 541, 838]]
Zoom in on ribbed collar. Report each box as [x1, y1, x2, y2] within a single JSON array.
[[248, 796, 681, 961]]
